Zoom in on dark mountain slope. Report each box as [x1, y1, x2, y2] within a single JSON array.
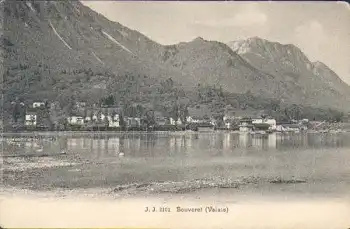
[[1, 0, 185, 113], [1, 0, 349, 122]]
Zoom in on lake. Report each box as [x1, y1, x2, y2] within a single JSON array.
[[1, 131, 350, 228], [1, 131, 350, 195]]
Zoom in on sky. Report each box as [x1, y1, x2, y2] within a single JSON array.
[[83, 1, 350, 85]]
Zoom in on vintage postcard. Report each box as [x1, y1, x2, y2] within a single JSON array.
[[1, 0, 350, 228]]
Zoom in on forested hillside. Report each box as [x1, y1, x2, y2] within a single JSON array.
[[1, 0, 348, 124]]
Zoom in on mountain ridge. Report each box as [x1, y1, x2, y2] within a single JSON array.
[[1, 0, 350, 122], [227, 37, 350, 110], [229, 37, 349, 86]]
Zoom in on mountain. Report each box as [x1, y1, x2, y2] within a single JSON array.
[[1, 0, 185, 113], [1, 0, 349, 122], [227, 37, 350, 110], [160, 37, 282, 97]]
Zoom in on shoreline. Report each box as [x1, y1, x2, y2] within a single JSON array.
[[1, 129, 349, 137]]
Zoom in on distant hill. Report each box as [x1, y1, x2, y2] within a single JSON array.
[[227, 37, 350, 110], [1, 0, 349, 123]]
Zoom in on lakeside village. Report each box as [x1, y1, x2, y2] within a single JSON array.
[[4, 100, 349, 134]]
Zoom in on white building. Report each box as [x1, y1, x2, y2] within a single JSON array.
[[169, 117, 176, 125], [92, 114, 98, 121], [100, 113, 106, 121], [25, 113, 37, 126], [186, 116, 195, 123], [252, 118, 277, 130], [33, 102, 45, 108], [107, 114, 120, 128], [186, 116, 203, 123], [67, 116, 85, 125], [176, 118, 182, 125]]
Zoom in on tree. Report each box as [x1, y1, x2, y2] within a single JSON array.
[[104, 116, 109, 128], [135, 105, 144, 117], [219, 85, 224, 97], [12, 103, 20, 123], [271, 101, 280, 112], [129, 105, 137, 117], [178, 105, 189, 124], [58, 117, 68, 130], [333, 111, 344, 123], [102, 95, 115, 106], [289, 104, 301, 120], [119, 113, 126, 128], [12, 101, 24, 123], [145, 110, 156, 127], [44, 100, 49, 109], [172, 104, 179, 120], [261, 113, 268, 119]]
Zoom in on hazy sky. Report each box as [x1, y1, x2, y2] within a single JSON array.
[[83, 1, 350, 85]]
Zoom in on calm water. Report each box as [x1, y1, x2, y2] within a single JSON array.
[[1, 132, 350, 197]]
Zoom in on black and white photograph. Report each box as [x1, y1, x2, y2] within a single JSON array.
[[1, 1, 350, 228]]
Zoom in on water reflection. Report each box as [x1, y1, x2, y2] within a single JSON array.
[[2, 132, 350, 159], [2, 137, 62, 156], [239, 133, 249, 148], [268, 133, 277, 149]]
